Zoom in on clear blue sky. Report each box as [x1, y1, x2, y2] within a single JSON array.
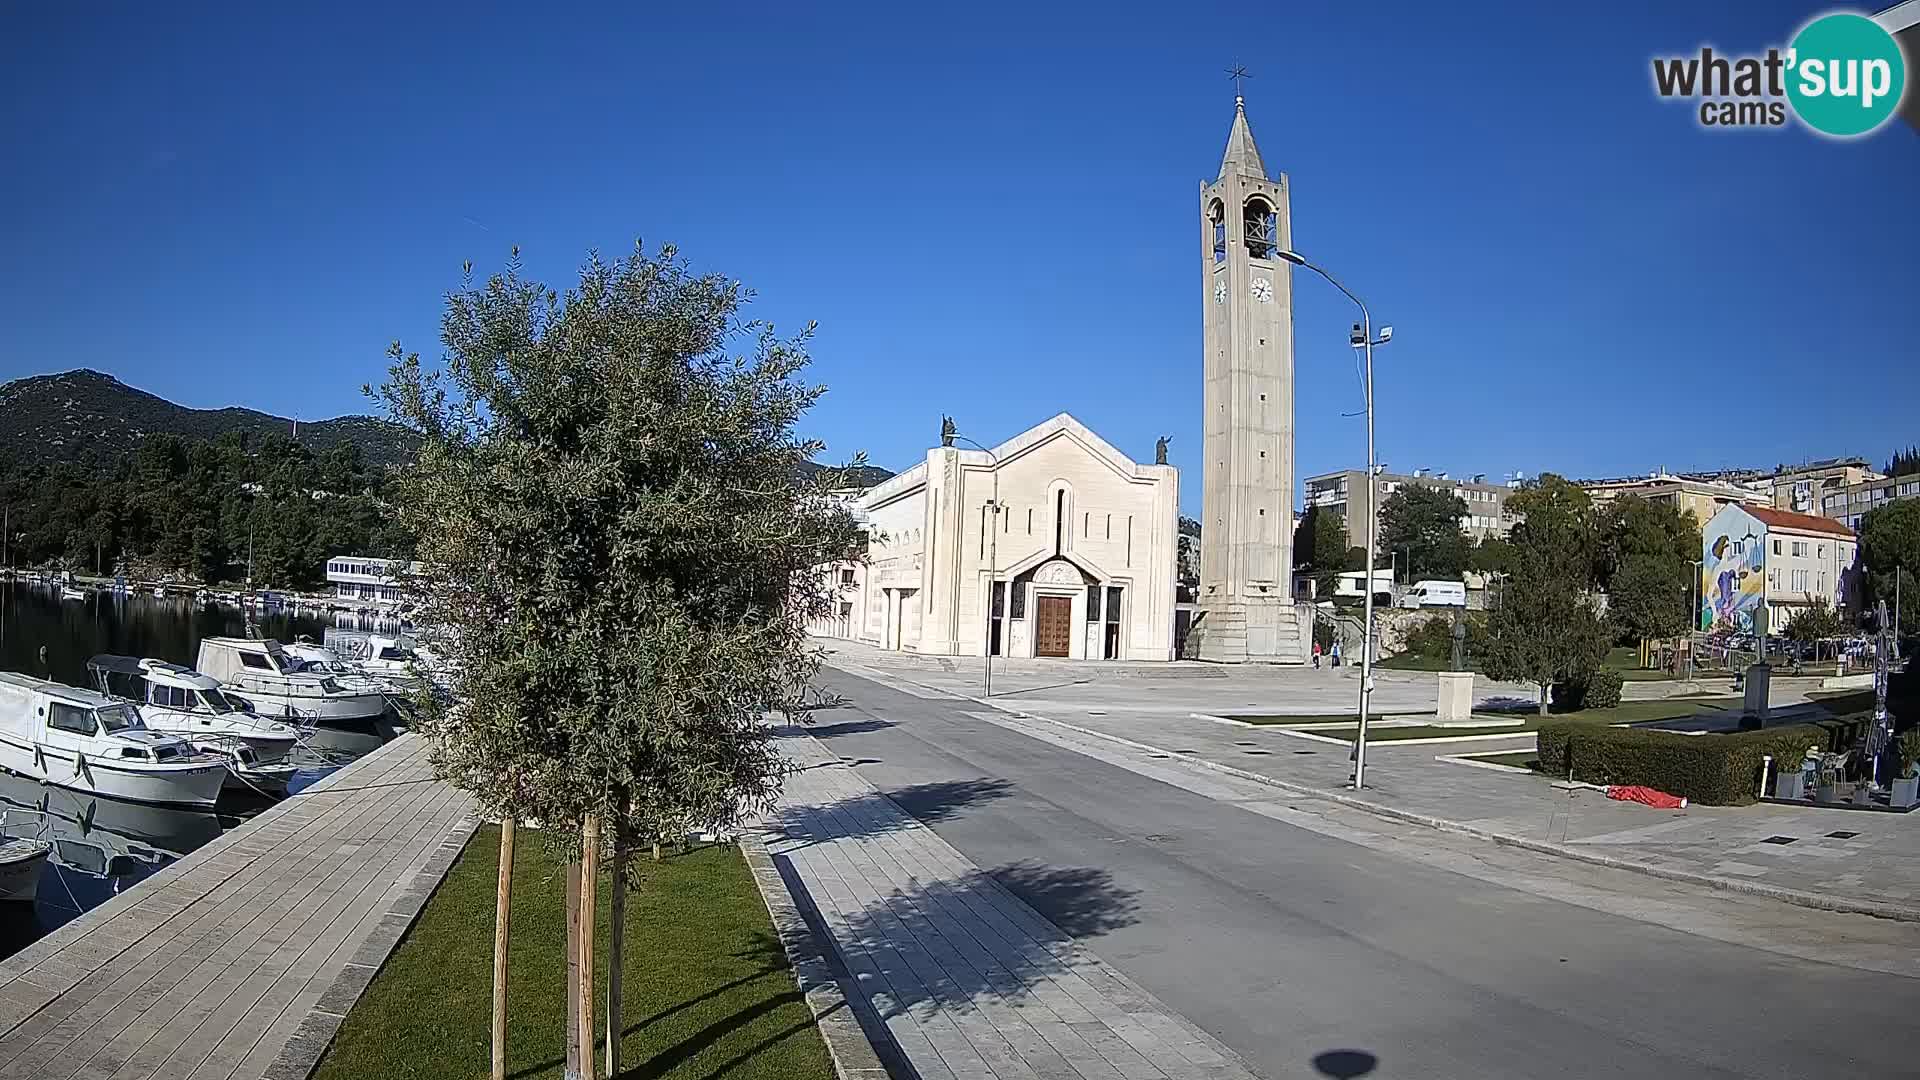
[[2, 2, 1915, 513]]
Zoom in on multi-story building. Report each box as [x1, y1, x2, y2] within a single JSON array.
[[1303, 468, 1514, 550], [324, 556, 421, 610], [1700, 505, 1856, 634], [1821, 473, 1920, 531], [1761, 457, 1881, 514], [1581, 471, 1751, 528]]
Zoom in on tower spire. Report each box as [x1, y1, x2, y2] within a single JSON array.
[[1218, 94, 1268, 180]]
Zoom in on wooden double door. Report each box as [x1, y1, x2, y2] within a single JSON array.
[[1034, 594, 1073, 658]]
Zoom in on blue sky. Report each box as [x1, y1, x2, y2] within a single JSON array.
[[2, 2, 1915, 513]]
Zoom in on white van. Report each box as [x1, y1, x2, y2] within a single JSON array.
[[1334, 569, 1395, 604], [1399, 580, 1467, 608]]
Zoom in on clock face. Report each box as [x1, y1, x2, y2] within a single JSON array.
[[1250, 276, 1274, 303], [1213, 278, 1226, 304]]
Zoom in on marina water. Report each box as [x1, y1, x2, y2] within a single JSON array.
[[0, 582, 404, 957]]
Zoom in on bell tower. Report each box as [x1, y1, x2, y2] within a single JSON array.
[[1191, 95, 1302, 663]]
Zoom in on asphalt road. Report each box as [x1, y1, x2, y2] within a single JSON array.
[[807, 668, 1920, 1080]]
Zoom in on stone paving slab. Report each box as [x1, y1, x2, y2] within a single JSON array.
[[819, 646, 1920, 920], [765, 728, 1259, 1080], [0, 734, 476, 1080]]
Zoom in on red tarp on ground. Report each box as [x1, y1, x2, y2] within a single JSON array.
[[1606, 785, 1687, 809]]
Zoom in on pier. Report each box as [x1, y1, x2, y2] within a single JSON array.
[[0, 735, 473, 1080]]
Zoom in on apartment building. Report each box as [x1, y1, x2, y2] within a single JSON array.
[[1700, 505, 1856, 634], [1581, 471, 1750, 528], [1303, 468, 1514, 550], [1822, 473, 1920, 531]]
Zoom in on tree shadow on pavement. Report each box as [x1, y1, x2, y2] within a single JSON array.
[[826, 861, 1140, 1020], [803, 716, 898, 738], [768, 777, 1016, 849]]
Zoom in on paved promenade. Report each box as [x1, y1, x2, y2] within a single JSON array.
[[819, 640, 1919, 920], [0, 735, 475, 1080], [765, 728, 1258, 1080]]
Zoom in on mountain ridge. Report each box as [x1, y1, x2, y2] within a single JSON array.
[[0, 368, 419, 467]]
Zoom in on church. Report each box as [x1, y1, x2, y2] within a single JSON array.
[[811, 96, 1304, 664], [813, 414, 1181, 661]]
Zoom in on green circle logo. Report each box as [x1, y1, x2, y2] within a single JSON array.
[[1786, 12, 1907, 137]]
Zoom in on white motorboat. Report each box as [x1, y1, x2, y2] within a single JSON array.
[[194, 638, 388, 724], [61, 587, 85, 602], [86, 655, 301, 764], [0, 837, 51, 903], [0, 673, 227, 808], [0, 808, 52, 903]]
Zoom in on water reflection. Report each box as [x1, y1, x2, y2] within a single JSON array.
[[0, 580, 407, 955]]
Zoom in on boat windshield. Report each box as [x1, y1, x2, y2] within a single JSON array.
[[198, 689, 239, 714], [95, 704, 145, 733]]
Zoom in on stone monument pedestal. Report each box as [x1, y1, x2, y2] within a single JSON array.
[[1741, 663, 1771, 728], [1435, 671, 1475, 725]]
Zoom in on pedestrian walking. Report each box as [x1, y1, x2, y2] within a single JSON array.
[[1331, 638, 1342, 668], [1312, 640, 1323, 669]]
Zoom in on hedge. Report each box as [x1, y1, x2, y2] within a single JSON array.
[[1536, 721, 1831, 806]]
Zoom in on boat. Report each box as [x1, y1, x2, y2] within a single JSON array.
[[60, 587, 85, 602], [0, 673, 228, 808], [151, 587, 167, 599], [0, 809, 51, 903], [0, 837, 51, 902], [194, 638, 389, 724], [86, 656, 302, 763]]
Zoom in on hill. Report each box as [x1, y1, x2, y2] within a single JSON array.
[[0, 369, 420, 467]]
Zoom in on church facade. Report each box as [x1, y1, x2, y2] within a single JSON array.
[[809, 414, 1179, 661]]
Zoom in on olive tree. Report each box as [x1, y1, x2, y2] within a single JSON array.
[[376, 243, 865, 1079]]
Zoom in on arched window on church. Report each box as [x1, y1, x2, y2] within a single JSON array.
[[1244, 197, 1277, 261], [1209, 200, 1226, 263]]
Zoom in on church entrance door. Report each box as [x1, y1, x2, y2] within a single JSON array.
[[1035, 595, 1072, 658]]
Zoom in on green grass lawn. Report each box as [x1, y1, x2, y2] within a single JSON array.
[[1226, 698, 1740, 742], [312, 827, 834, 1080], [1375, 652, 1456, 672]]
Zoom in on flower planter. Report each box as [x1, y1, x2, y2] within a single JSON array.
[[1892, 777, 1920, 810]]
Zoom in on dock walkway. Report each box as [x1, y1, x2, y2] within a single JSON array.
[[0, 734, 475, 1080]]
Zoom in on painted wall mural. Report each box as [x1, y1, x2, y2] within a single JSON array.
[[1702, 525, 1763, 632]]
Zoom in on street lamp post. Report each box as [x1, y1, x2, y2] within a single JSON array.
[[1688, 557, 1705, 681], [1278, 249, 1390, 789], [944, 428, 1001, 698]]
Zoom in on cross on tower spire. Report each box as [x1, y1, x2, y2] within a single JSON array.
[[1225, 63, 1250, 105]]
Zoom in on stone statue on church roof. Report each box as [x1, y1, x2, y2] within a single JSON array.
[[1155, 435, 1170, 465]]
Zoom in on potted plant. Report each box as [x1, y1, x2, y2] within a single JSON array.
[[1892, 731, 1920, 810], [1815, 752, 1846, 804]]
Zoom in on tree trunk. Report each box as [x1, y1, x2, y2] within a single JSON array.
[[566, 857, 581, 1080], [605, 826, 625, 1079], [492, 818, 516, 1080], [577, 815, 600, 1080], [1537, 682, 1550, 716]]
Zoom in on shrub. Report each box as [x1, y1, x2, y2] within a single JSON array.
[[1399, 613, 1486, 666], [1554, 669, 1624, 711], [1535, 721, 1828, 805]]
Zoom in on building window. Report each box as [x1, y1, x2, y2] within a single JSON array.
[[1791, 541, 1807, 557], [1086, 585, 1103, 622], [1817, 544, 1826, 559], [1209, 199, 1226, 263], [840, 568, 855, 585], [1772, 539, 1781, 555], [1009, 582, 1026, 620], [1104, 586, 1123, 660]]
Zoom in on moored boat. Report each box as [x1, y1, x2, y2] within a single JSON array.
[[0, 673, 227, 808], [194, 638, 388, 724], [86, 655, 302, 763]]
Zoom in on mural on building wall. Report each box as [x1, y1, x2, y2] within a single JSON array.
[[1702, 527, 1763, 632]]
